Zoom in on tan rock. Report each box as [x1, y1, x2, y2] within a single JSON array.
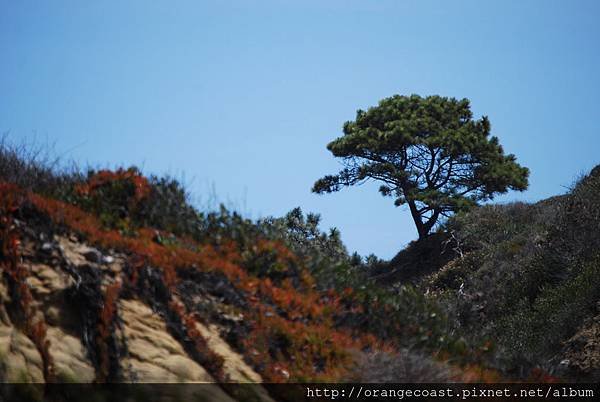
[[30, 263, 73, 293], [3, 231, 272, 402], [45, 326, 95, 383], [0, 323, 44, 383], [118, 299, 213, 383], [57, 236, 124, 276], [57, 236, 93, 267], [194, 322, 262, 383]]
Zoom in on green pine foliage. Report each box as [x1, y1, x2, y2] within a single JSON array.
[[313, 95, 529, 239]]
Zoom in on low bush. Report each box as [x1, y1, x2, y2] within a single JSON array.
[[497, 259, 600, 372], [429, 166, 600, 376]]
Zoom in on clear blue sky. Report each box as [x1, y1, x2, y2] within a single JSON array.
[[1, 0, 599, 258]]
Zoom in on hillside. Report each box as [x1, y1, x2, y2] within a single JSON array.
[[0, 144, 599, 399], [426, 166, 600, 381]]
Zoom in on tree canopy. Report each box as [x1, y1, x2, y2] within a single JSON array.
[[312, 94, 529, 239]]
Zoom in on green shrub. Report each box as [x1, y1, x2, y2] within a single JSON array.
[[430, 166, 600, 375], [136, 175, 202, 236], [497, 259, 600, 370]]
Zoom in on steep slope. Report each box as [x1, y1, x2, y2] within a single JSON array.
[[0, 195, 271, 400], [0, 170, 420, 400], [424, 166, 600, 380]]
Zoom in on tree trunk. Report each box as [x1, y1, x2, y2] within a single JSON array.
[[422, 208, 441, 237], [407, 199, 441, 240], [406, 199, 428, 240]]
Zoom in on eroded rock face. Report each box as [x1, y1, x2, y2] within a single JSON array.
[[0, 280, 44, 383], [0, 323, 44, 383], [27, 263, 73, 296], [45, 326, 95, 383], [0, 229, 267, 401], [119, 298, 213, 383], [194, 322, 262, 383]]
